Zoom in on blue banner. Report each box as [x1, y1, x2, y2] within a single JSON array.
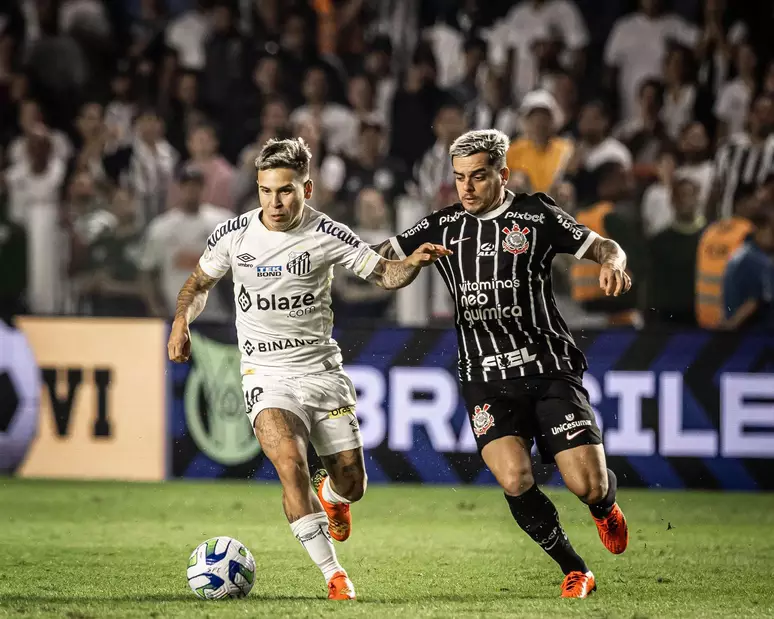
[[168, 325, 774, 490]]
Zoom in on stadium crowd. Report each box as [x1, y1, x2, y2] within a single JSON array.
[[0, 0, 773, 329]]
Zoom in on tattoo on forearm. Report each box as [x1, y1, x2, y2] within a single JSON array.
[[368, 258, 421, 290], [592, 237, 627, 269], [370, 240, 399, 260], [175, 265, 218, 323]]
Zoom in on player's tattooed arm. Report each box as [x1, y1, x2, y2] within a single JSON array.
[[168, 265, 220, 363], [366, 242, 452, 290], [174, 264, 219, 324], [584, 236, 632, 297], [370, 240, 400, 260]]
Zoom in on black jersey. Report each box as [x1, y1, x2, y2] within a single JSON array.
[[388, 191, 599, 383]]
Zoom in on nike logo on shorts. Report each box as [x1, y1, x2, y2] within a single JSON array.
[[566, 429, 587, 441], [449, 237, 470, 245]]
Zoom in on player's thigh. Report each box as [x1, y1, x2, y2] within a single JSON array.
[[533, 375, 605, 495], [461, 380, 537, 494], [252, 407, 310, 467], [301, 371, 364, 459]]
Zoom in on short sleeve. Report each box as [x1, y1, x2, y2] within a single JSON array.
[[539, 194, 598, 258], [603, 21, 624, 67], [388, 215, 441, 260], [198, 225, 232, 279], [139, 221, 164, 272], [320, 219, 381, 280]]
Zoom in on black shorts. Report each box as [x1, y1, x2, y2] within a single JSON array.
[[460, 372, 602, 463]]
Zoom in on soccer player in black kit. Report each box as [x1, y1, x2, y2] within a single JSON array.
[[373, 129, 632, 598]]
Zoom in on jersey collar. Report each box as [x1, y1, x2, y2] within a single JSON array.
[[471, 190, 516, 221]]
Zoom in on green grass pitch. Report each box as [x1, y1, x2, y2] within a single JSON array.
[[1, 479, 773, 618]]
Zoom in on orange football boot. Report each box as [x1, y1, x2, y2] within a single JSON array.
[[561, 571, 596, 598], [313, 469, 352, 542], [592, 502, 629, 554], [327, 571, 356, 600]]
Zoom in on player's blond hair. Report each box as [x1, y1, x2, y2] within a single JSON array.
[[449, 129, 509, 169], [255, 137, 312, 177]]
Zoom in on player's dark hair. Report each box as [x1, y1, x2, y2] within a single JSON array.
[[255, 137, 312, 177]]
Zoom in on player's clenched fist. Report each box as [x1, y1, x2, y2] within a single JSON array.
[[405, 242, 453, 267], [168, 318, 192, 363], [599, 262, 632, 297]]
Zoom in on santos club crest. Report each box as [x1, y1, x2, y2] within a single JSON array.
[[472, 403, 495, 437], [502, 226, 530, 255]]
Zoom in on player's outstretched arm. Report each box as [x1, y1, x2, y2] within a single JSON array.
[[583, 236, 632, 297], [366, 242, 452, 290], [168, 265, 220, 362]]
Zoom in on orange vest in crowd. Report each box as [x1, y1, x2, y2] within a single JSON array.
[[571, 202, 637, 326], [695, 217, 753, 328]]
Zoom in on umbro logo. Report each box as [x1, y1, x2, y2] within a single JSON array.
[[237, 252, 256, 267]]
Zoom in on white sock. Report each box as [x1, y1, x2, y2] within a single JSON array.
[[290, 512, 343, 581], [322, 476, 351, 505]]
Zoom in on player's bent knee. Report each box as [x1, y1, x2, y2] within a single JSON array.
[[499, 468, 535, 496], [333, 472, 367, 502], [569, 473, 608, 504]]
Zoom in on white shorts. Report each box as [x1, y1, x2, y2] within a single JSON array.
[[242, 369, 363, 457]]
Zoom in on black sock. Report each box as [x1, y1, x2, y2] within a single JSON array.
[[588, 468, 618, 519], [505, 485, 588, 575]]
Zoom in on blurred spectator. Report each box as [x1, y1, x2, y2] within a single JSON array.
[[550, 71, 579, 137], [506, 90, 573, 194], [389, 49, 444, 171], [676, 121, 714, 209], [489, 0, 589, 102], [140, 164, 232, 321], [661, 44, 696, 141], [447, 37, 488, 108], [167, 123, 236, 211], [201, 2, 252, 123], [467, 71, 518, 137], [412, 100, 466, 210], [695, 0, 748, 100], [695, 191, 756, 329], [8, 100, 72, 167], [604, 0, 698, 121], [762, 61, 774, 100], [237, 54, 286, 142], [82, 187, 147, 317], [362, 36, 397, 130], [646, 176, 706, 326], [571, 160, 642, 326], [127, 0, 169, 65], [278, 11, 336, 104], [614, 78, 669, 168], [713, 94, 774, 220], [165, 0, 211, 71], [713, 42, 756, 141], [104, 62, 138, 147], [165, 70, 204, 157], [290, 66, 358, 156], [103, 107, 179, 225], [722, 208, 774, 329], [320, 115, 408, 224], [569, 99, 632, 204], [0, 165, 27, 320], [70, 100, 108, 181], [347, 73, 381, 129], [641, 149, 678, 237], [6, 130, 67, 314], [332, 187, 394, 320]]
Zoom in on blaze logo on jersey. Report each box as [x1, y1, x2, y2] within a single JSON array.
[[287, 251, 311, 276], [502, 226, 530, 255], [472, 403, 495, 437]]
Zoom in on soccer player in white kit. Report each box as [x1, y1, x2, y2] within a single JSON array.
[[167, 138, 450, 600]]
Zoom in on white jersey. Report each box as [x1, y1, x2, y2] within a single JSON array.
[[198, 205, 382, 376]]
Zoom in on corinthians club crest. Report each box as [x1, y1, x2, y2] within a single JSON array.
[[502, 226, 530, 255], [472, 403, 495, 437]]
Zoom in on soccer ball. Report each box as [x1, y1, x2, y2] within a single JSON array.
[[187, 536, 256, 600]]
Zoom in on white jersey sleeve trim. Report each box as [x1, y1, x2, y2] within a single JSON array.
[[574, 230, 599, 260], [353, 248, 381, 279], [198, 257, 227, 279], [388, 236, 407, 260]]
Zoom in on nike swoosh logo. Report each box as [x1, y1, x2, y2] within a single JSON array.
[[566, 429, 587, 441], [449, 237, 470, 245]]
